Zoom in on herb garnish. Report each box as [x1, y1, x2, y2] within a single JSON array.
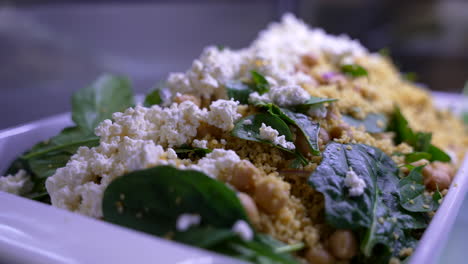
[[388, 107, 451, 162], [292, 96, 337, 113], [225, 80, 252, 104], [102, 166, 300, 264], [341, 64, 368, 78], [308, 142, 427, 260], [4, 74, 134, 202]]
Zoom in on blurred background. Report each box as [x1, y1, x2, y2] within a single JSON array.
[[1, 0, 467, 129]]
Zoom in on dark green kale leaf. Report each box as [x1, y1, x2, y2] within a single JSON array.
[[308, 142, 427, 259], [341, 64, 368, 78], [388, 107, 451, 162], [102, 166, 300, 264], [342, 113, 388, 134]]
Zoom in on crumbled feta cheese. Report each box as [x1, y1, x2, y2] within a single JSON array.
[[344, 167, 366, 196], [46, 137, 180, 218], [194, 149, 241, 178], [232, 220, 253, 241], [249, 84, 310, 107], [0, 170, 33, 195], [192, 139, 208, 149], [243, 119, 253, 125], [259, 123, 295, 150], [220, 139, 227, 145], [205, 99, 241, 131], [176, 213, 201, 231]]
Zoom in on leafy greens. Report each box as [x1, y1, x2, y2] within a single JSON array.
[[102, 165, 300, 264], [342, 113, 388, 133], [308, 142, 427, 260], [4, 74, 134, 202], [388, 107, 451, 162]]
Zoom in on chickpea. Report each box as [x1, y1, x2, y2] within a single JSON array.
[[305, 246, 335, 264], [254, 179, 288, 214], [173, 93, 201, 107], [197, 122, 223, 138], [301, 54, 318, 68], [318, 128, 330, 149], [228, 160, 259, 193], [423, 162, 454, 190], [237, 192, 260, 225], [328, 230, 358, 260]]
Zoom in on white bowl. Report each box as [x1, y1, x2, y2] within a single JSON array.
[[0, 94, 466, 264]]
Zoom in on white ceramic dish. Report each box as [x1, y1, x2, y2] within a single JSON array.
[[0, 93, 466, 264]]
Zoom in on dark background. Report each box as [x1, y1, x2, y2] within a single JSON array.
[[1, 0, 467, 129]]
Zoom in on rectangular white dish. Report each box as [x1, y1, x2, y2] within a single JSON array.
[[0, 93, 466, 264]]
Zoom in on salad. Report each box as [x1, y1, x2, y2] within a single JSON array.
[[1, 14, 467, 264]]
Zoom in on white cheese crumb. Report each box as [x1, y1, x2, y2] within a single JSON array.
[[243, 119, 253, 125], [232, 220, 253, 241], [176, 213, 201, 231], [0, 170, 33, 195], [344, 167, 366, 196], [248, 85, 309, 107], [192, 139, 208, 149], [259, 123, 295, 150], [206, 99, 241, 131], [194, 149, 241, 178], [220, 139, 227, 145]]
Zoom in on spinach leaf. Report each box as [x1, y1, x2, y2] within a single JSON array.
[[405, 152, 432, 163], [225, 80, 253, 104], [398, 166, 440, 212], [4, 74, 134, 202], [259, 104, 320, 156], [72, 74, 134, 133], [102, 166, 299, 264], [341, 64, 368, 78], [173, 144, 212, 159], [144, 89, 162, 107], [250, 71, 269, 95], [403, 72, 418, 82], [342, 113, 388, 133], [292, 96, 337, 113], [389, 107, 451, 162], [463, 112, 468, 125], [308, 142, 427, 259], [231, 113, 294, 153]]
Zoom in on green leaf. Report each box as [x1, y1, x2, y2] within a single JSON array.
[[102, 166, 299, 264], [342, 113, 388, 133], [72, 74, 134, 133], [258, 103, 321, 156], [341, 64, 368, 78], [427, 145, 451, 163], [173, 144, 212, 159], [231, 113, 295, 153], [403, 72, 418, 82], [143, 89, 162, 107], [308, 142, 427, 259], [250, 71, 269, 95], [463, 112, 468, 125], [398, 166, 439, 212], [405, 152, 432, 163], [293, 96, 337, 113], [388, 107, 450, 162], [225, 80, 253, 104], [103, 166, 247, 235]]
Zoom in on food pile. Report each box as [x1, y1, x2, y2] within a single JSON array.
[[1, 14, 467, 264]]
